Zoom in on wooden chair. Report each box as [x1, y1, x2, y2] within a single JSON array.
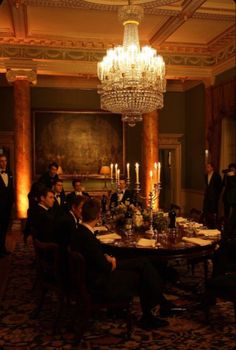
[[204, 272, 236, 323], [68, 249, 133, 340], [189, 208, 203, 223], [31, 239, 68, 332]]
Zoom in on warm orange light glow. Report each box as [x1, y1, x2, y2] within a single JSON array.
[[16, 168, 31, 218]]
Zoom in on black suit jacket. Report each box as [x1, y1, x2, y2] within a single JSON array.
[[56, 211, 78, 247], [52, 192, 67, 217], [203, 172, 222, 213], [66, 191, 90, 206], [38, 171, 59, 189], [0, 170, 14, 217], [29, 204, 56, 243], [110, 189, 133, 208], [70, 223, 112, 290]]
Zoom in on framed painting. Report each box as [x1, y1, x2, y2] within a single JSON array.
[[33, 110, 124, 177]]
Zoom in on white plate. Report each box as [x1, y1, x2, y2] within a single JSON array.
[[100, 238, 115, 244]]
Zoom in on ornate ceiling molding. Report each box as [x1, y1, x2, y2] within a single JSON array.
[[0, 41, 234, 68]]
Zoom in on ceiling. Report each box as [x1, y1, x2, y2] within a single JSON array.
[[0, 0, 235, 90]]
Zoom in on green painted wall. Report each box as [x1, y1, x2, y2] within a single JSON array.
[[215, 67, 236, 85], [0, 86, 14, 131], [0, 85, 202, 190]]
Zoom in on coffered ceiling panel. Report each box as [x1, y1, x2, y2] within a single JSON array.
[[27, 6, 167, 43], [166, 19, 233, 45], [0, 0, 235, 85]]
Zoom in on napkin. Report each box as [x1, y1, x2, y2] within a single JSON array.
[[182, 237, 213, 246], [95, 226, 108, 232], [196, 229, 221, 237], [176, 217, 187, 223], [97, 233, 121, 241], [137, 238, 156, 247]]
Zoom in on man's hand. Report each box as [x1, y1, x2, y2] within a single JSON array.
[[105, 254, 117, 271]]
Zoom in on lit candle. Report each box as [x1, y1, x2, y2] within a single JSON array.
[[157, 162, 161, 183], [149, 170, 153, 192], [205, 149, 209, 164], [168, 152, 171, 167], [154, 162, 158, 184], [126, 163, 130, 180], [115, 163, 118, 180], [135, 163, 140, 184], [117, 168, 120, 185], [110, 163, 114, 179]]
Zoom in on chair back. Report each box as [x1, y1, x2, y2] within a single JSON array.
[[68, 249, 90, 302], [33, 239, 62, 286], [189, 208, 203, 223]]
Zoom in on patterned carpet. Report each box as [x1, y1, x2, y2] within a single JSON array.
[[0, 240, 236, 350]]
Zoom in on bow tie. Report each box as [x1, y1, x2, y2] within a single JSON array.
[[56, 194, 60, 198], [0, 171, 6, 174]]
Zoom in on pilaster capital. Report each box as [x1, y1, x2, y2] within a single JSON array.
[[202, 76, 215, 88], [6, 69, 37, 85]]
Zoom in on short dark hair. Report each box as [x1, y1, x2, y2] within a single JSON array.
[[69, 195, 87, 210], [228, 163, 236, 169], [38, 187, 54, 200], [48, 162, 59, 170], [81, 198, 101, 222], [53, 178, 63, 186], [72, 178, 81, 187], [120, 176, 126, 181]]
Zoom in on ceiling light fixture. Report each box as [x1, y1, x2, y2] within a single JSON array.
[[97, 1, 166, 127]]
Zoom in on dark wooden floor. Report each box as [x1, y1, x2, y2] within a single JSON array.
[[0, 227, 21, 304]]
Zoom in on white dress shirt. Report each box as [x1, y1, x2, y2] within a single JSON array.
[[0, 169, 8, 187]]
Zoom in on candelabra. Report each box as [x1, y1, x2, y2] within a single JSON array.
[[135, 182, 161, 237]]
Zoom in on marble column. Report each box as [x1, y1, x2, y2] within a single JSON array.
[[141, 110, 159, 206], [6, 69, 37, 218]]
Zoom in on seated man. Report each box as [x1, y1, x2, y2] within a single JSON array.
[[52, 178, 67, 218], [70, 198, 176, 329], [110, 178, 133, 209], [29, 187, 56, 243], [66, 179, 90, 207], [38, 162, 59, 189], [56, 195, 86, 247]]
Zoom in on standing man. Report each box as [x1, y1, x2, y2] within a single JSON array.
[[52, 178, 66, 218], [110, 178, 133, 209], [203, 162, 222, 228], [38, 162, 59, 189], [66, 178, 89, 207], [0, 154, 14, 257]]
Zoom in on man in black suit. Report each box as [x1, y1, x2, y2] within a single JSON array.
[[203, 162, 222, 228], [0, 154, 14, 257], [38, 162, 59, 189], [66, 179, 89, 207], [29, 187, 56, 243], [70, 198, 177, 329], [110, 178, 133, 209], [57, 195, 86, 247], [52, 179, 67, 218]]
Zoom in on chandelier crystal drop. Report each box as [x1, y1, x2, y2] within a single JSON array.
[[97, 4, 166, 127]]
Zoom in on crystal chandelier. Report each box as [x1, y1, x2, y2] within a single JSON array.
[[97, 3, 166, 127]]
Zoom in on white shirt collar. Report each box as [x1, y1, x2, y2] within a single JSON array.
[[82, 222, 95, 234], [38, 203, 49, 211], [69, 210, 78, 223]]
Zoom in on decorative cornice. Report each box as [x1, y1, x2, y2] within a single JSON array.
[[6, 68, 37, 84], [0, 42, 235, 68]]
